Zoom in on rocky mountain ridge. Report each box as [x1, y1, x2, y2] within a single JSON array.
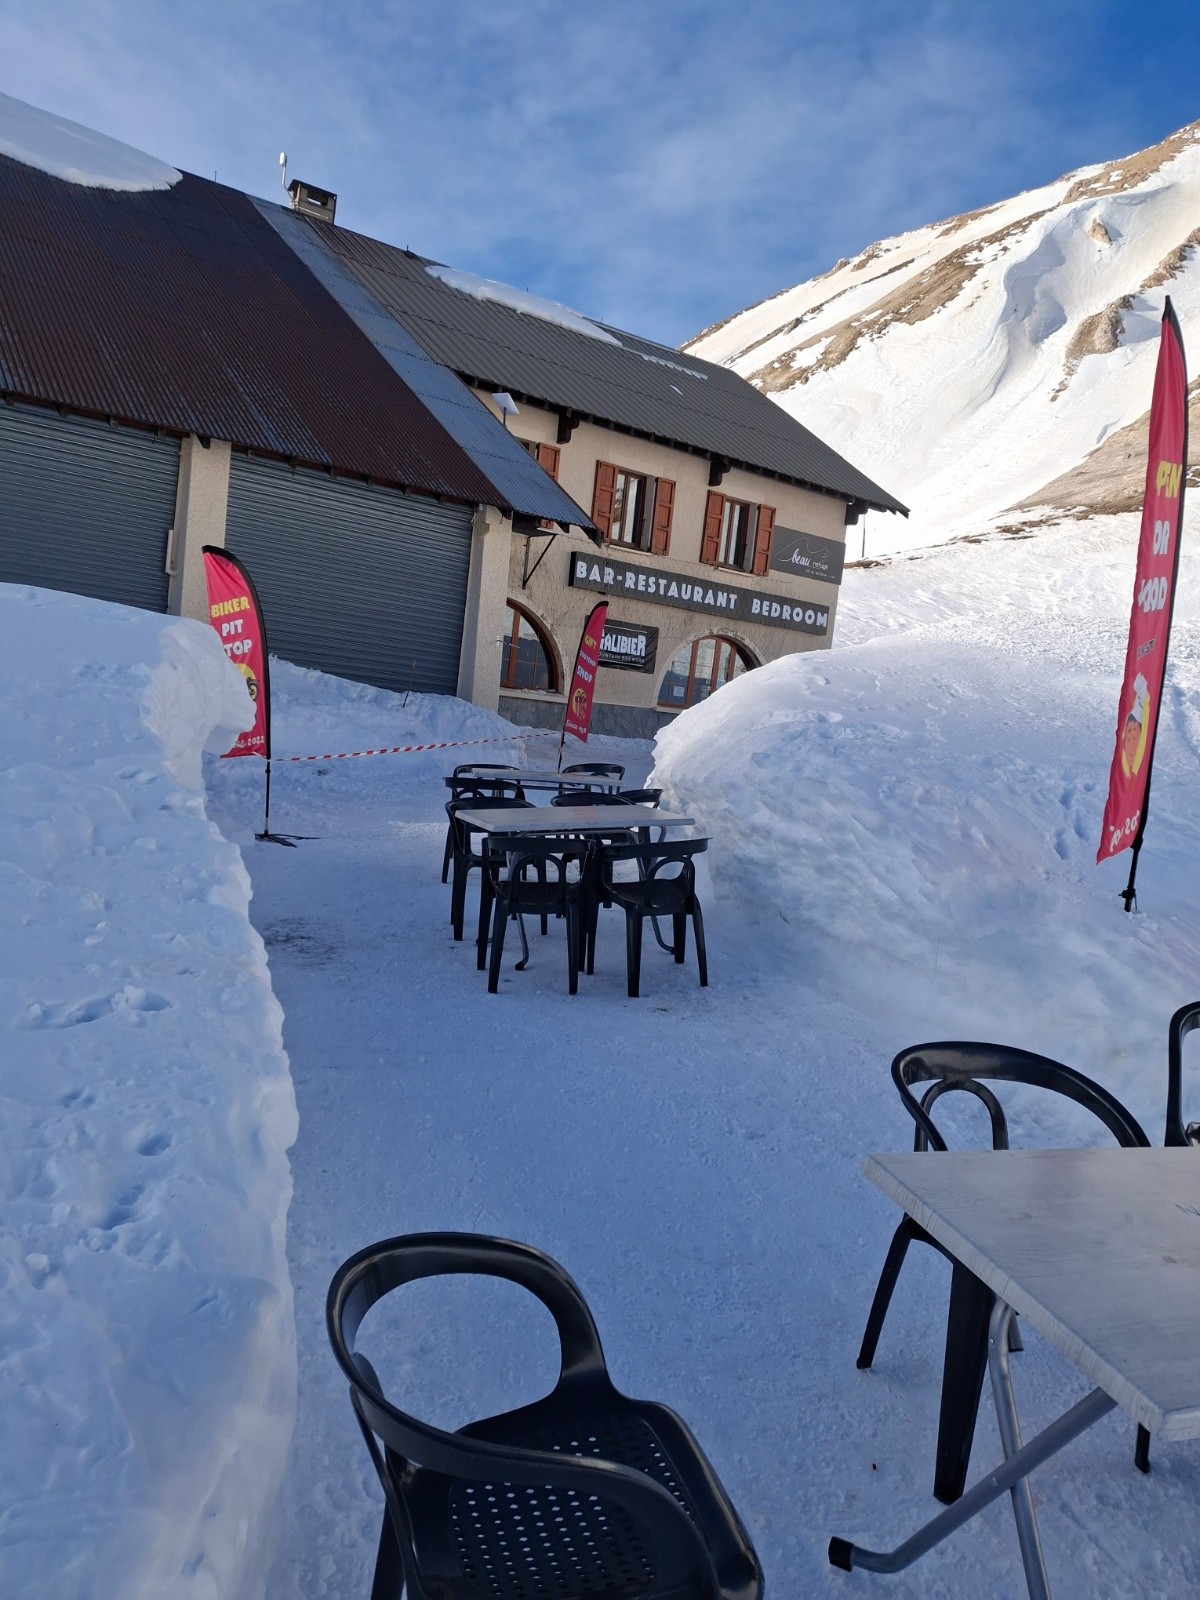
[[686, 122, 1200, 555]]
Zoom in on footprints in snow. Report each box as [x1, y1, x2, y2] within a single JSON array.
[[18, 986, 171, 1030], [1053, 779, 1097, 861]]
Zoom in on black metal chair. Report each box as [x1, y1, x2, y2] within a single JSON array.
[[593, 838, 709, 997], [857, 1041, 1150, 1504], [482, 836, 586, 995], [327, 1233, 763, 1600], [442, 775, 523, 884], [1166, 999, 1200, 1147], [561, 761, 625, 792], [447, 793, 529, 940]]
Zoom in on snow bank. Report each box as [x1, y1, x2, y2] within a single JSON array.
[[426, 263, 622, 345], [0, 586, 296, 1600], [0, 91, 181, 191], [651, 514, 1200, 1135]]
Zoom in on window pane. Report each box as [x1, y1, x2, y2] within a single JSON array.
[[717, 501, 753, 567], [610, 470, 655, 546], [501, 608, 552, 691], [658, 636, 754, 709], [657, 642, 693, 706]]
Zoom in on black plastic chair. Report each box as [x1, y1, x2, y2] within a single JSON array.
[[442, 776, 524, 884], [594, 838, 709, 997], [1166, 999, 1200, 1147], [447, 794, 530, 940], [561, 762, 625, 793], [482, 836, 586, 995], [561, 762, 625, 779], [857, 1041, 1150, 1504], [327, 1233, 763, 1600]]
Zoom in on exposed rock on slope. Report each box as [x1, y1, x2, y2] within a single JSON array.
[[687, 121, 1200, 554]]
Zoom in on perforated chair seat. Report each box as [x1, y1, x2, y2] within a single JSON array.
[[327, 1234, 762, 1600]]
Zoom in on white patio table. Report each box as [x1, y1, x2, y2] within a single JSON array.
[[831, 1146, 1200, 1599]]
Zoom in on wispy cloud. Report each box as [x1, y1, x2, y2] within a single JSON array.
[[2, 0, 1196, 342]]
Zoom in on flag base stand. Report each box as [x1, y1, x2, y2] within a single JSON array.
[[256, 830, 301, 847]]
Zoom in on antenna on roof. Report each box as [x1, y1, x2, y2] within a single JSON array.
[[279, 151, 288, 191]]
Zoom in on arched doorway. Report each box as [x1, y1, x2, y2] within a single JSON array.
[[499, 602, 559, 693], [657, 635, 756, 710]]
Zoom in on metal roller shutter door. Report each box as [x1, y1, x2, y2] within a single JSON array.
[[225, 454, 474, 695], [0, 403, 179, 611]]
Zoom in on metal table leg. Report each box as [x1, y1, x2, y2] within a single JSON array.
[[989, 1301, 1049, 1599], [829, 1298, 1117, 1594]]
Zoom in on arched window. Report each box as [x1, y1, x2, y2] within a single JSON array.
[[500, 602, 559, 693], [657, 635, 755, 710]]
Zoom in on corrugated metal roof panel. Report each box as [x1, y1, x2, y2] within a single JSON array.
[[0, 156, 501, 507], [315, 226, 908, 516], [258, 202, 593, 533]]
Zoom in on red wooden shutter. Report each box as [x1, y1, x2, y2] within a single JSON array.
[[535, 442, 561, 480], [650, 477, 675, 554], [592, 461, 617, 538], [752, 503, 775, 575], [700, 491, 724, 566]]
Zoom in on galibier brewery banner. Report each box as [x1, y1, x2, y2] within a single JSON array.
[[1098, 301, 1188, 865], [563, 602, 608, 744], [202, 546, 271, 759]]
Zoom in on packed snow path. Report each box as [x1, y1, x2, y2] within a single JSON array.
[[207, 635, 1200, 1595]]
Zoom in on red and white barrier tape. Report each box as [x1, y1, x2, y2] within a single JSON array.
[[272, 731, 554, 764]]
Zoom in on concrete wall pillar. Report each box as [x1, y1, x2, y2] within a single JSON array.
[[167, 436, 232, 621], [457, 505, 513, 710]]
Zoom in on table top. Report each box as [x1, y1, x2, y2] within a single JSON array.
[[865, 1147, 1200, 1440], [444, 770, 611, 789], [455, 804, 695, 835]]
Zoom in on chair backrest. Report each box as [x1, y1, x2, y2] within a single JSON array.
[[327, 1234, 721, 1600], [448, 794, 530, 851], [562, 762, 625, 779], [892, 1041, 1151, 1154], [1166, 1001, 1200, 1147], [599, 836, 708, 894], [448, 776, 526, 803], [487, 833, 588, 889], [550, 790, 635, 808], [619, 787, 663, 806]]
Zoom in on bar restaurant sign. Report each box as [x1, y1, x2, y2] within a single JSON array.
[[599, 620, 658, 673], [569, 553, 829, 636]]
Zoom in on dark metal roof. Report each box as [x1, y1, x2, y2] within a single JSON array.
[[311, 225, 909, 517], [258, 202, 593, 533], [0, 155, 590, 525]]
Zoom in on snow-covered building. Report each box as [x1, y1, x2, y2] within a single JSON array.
[[0, 95, 590, 703], [0, 93, 906, 733]]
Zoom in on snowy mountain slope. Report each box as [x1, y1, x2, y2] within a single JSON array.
[[687, 122, 1200, 554]]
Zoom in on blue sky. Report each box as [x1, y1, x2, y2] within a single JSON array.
[[4, 1, 1200, 346]]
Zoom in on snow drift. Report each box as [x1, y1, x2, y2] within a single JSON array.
[[0, 90, 181, 191], [0, 585, 296, 1600], [651, 511, 1200, 1131]]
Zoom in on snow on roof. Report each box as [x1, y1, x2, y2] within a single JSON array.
[[0, 91, 180, 191], [425, 263, 622, 346]]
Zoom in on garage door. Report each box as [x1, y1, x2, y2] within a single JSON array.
[[224, 454, 474, 696], [0, 402, 179, 611]]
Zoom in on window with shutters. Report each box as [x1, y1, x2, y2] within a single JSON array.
[[500, 602, 559, 693], [700, 490, 774, 575], [657, 635, 756, 710], [591, 460, 674, 554], [519, 440, 562, 530]]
